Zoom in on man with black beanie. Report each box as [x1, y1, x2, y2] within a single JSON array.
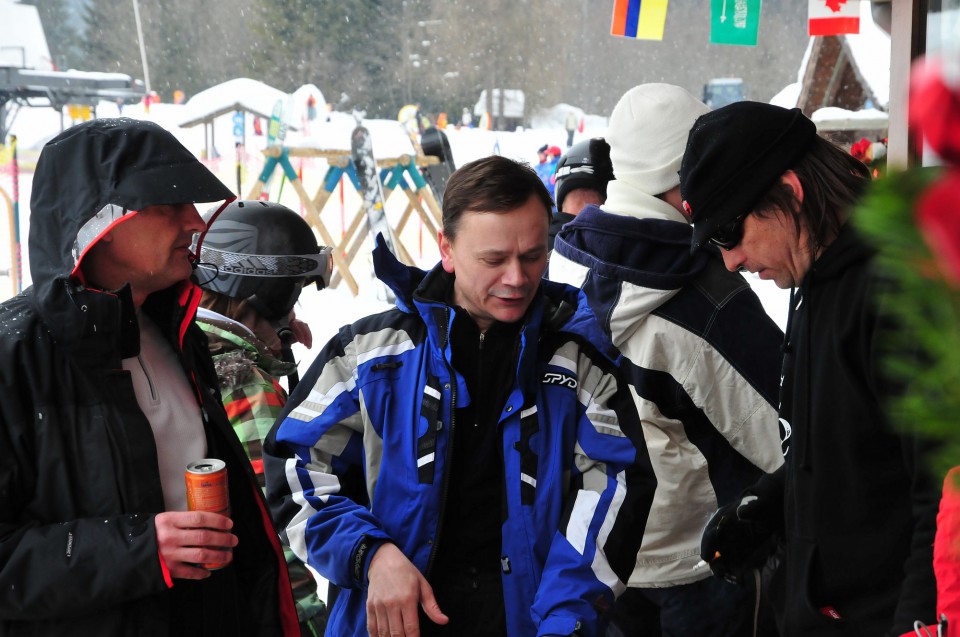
[[684, 101, 940, 636]]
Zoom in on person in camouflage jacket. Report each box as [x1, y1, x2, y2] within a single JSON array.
[[196, 199, 335, 636]]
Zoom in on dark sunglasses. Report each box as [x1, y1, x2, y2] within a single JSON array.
[[709, 213, 748, 250]]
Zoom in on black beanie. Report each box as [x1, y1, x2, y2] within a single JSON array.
[[680, 102, 817, 252]]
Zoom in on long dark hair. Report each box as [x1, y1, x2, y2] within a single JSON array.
[[753, 136, 871, 252]]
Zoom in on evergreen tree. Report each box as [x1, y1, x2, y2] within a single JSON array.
[[249, 0, 402, 117], [25, 0, 84, 71], [77, 0, 258, 101], [62, 0, 809, 124], [78, 0, 140, 76]]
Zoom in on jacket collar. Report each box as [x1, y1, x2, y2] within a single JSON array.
[[196, 308, 296, 379], [372, 235, 580, 398], [29, 274, 199, 368], [804, 223, 874, 287]]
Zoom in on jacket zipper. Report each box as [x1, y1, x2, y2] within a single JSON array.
[[425, 307, 456, 577], [477, 331, 485, 430], [137, 354, 159, 402], [498, 331, 522, 575]]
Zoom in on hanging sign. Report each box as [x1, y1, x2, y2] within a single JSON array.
[[710, 0, 762, 46]]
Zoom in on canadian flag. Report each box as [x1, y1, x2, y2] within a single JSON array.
[[809, 0, 860, 36]]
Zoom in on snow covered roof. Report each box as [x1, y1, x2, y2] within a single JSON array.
[[770, 82, 802, 108], [179, 78, 300, 129], [812, 106, 888, 131], [772, 1, 891, 113], [288, 112, 416, 158], [844, 0, 891, 108]]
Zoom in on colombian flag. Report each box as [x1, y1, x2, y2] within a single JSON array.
[[611, 0, 669, 41]]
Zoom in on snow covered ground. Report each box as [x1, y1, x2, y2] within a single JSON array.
[[0, 89, 790, 373]]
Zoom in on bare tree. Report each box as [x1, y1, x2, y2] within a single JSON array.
[[423, 0, 567, 128], [79, 0, 139, 77]]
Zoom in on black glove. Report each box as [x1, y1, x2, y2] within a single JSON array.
[[700, 476, 783, 584]]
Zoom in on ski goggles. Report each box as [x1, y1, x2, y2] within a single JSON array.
[[197, 245, 334, 290]]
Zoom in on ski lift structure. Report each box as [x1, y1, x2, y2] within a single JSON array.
[[0, 2, 145, 144]]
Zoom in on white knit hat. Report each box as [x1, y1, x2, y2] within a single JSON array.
[[605, 83, 710, 197]]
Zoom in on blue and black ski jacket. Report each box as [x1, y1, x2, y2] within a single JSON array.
[[265, 240, 655, 637]]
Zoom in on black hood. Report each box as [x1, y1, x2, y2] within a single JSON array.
[[28, 118, 234, 294]]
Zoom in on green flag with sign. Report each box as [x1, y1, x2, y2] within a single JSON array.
[[710, 0, 762, 46]]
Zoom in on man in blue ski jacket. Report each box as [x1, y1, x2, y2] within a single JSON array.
[[264, 155, 655, 637]]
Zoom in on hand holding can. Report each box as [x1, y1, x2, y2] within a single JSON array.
[[155, 509, 237, 578], [182, 459, 234, 571]]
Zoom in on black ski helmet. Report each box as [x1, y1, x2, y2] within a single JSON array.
[[554, 138, 615, 213], [197, 200, 332, 320]]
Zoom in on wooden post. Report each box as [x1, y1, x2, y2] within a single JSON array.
[[289, 178, 359, 295]]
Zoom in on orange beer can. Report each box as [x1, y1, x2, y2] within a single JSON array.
[[185, 459, 231, 569]]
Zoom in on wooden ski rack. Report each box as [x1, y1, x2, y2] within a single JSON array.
[[247, 145, 444, 296]]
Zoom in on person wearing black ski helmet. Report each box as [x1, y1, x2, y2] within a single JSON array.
[[195, 199, 333, 636], [197, 200, 332, 322], [549, 137, 614, 250]]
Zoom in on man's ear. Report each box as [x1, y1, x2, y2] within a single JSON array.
[[438, 230, 455, 274], [782, 170, 804, 206]]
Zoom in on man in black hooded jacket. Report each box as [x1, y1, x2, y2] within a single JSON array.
[[0, 118, 299, 636]]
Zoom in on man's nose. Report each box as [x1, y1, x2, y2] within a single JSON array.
[[720, 247, 746, 273], [502, 259, 527, 287], [179, 204, 206, 232]]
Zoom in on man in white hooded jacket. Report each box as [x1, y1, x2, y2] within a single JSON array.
[[548, 84, 785, 636]]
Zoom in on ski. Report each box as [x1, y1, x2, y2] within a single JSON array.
[[420, 126, 457, 203], [350, 121, 399, 255], [266, 98, 286, 148]]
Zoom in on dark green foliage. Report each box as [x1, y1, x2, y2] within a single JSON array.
[[854, 168, 960, 478], [79, 0, 139, 76], [250, 0, 402, 117], [24, 0, 85, 71], [76, 0, 259, 101]]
